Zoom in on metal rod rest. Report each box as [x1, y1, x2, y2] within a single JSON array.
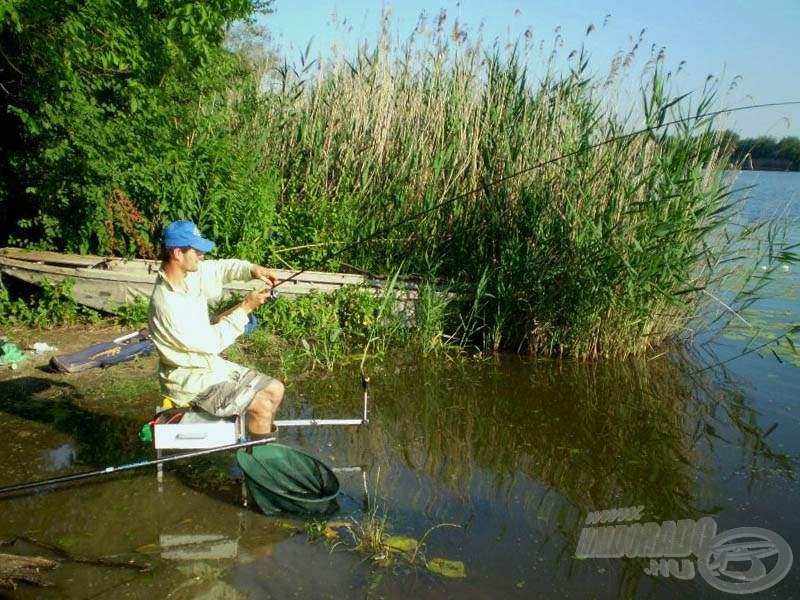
[[274, 418, 365, 427], [273, 383, 370, 428]]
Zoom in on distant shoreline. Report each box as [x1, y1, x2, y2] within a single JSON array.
[[726, 134, 799, 172], [737, 159, 798, 172], [738, 165, 799, 172], [728, 167, 800, 175]]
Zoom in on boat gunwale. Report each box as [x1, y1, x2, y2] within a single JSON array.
[[0, 247, 420, 294]]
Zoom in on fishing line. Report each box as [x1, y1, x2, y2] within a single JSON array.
[[269, 100, 800, 291]]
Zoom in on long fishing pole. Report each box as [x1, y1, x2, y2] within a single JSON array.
[[270, 100, 800, 291], [0, 436, 275, 495]]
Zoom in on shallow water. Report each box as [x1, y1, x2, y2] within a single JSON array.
[[1, 172, 799, 598], [1, 350, 797, 598]]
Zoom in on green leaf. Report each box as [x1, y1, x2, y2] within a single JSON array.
[[426, 557, 466, 578], [385, 536, 418, 553]]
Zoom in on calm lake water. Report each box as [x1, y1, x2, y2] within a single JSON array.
[[1, 171, 799, 599]]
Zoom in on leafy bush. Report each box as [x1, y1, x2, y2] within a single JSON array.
[[0, 278, 99, 327], [114, 296, 151, 328], [247, 285, 403, 370]]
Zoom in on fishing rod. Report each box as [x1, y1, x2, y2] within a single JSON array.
[[0, 436, 275, 495], [269, 100, 800, 291]]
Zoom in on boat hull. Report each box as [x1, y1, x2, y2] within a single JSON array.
[[0, 247, 416, 313]]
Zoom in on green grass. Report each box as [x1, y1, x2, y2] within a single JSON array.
[[238, 283, 408, 373], [247, 14, 785, 358], [330, 469, 462, 570], [113, 296, 150, 328]]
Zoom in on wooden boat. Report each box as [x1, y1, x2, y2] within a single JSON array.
[[0, 247, 417, 313]]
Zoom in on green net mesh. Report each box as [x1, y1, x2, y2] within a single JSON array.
[[237, 444, 340, 516]]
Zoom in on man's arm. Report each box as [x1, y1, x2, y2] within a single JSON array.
[[203, 259, 278, 286], [212, 287, 271, 324], [209, 262, 278, 324], [149, 284, 251, 357], [153, 287, 273, 356]]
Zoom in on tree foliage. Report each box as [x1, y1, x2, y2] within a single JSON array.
[[720, 130, 800, 171], [0, 0, 276, 258]]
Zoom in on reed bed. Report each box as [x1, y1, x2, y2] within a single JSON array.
[[250, 16, 745, 358]]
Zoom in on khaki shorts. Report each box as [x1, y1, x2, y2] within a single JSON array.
[[190, 369, 275, 418]]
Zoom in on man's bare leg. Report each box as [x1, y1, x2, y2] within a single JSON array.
[[247, 379, 284, 435]]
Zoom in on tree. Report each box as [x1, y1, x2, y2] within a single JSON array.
[[717, 129, 740, 152], [777, 136, 800, 170], [0, 0, 274, 255], [746, 136, 777, 158]]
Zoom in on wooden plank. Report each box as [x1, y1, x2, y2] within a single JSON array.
[[271, 269, 379, 286], [0, 247, 403, 285], [0, 247, 414, 285], [0, 553, 58, 588], [0, 247, 108, 268], [0, 257, 155, 283], [1, 259, 414, 299]]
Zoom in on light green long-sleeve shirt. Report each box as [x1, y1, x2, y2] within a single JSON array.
[[148, 258, 254, 405]]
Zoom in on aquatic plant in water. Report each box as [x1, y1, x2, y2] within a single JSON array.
[[255, 11, 793, 358], [317, 470, 464, 576]]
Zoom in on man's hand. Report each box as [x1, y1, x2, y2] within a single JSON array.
[[251, 265, 279, 286], [241, 287, 272, 313]]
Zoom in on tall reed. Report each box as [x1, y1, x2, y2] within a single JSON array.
[[254, 15, 751, 358]]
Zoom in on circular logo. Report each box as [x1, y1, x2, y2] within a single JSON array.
[[697, 527, 793, 594]]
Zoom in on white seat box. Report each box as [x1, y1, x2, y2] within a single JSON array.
[[153, 411, 239, 449]]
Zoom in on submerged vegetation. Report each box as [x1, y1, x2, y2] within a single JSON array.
[[1, 2, 794, 359], [304, 470, 464, 577]]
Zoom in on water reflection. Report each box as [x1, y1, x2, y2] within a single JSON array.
[[44, 443, 77, 471], [0, 376, 151, 471], [343, 355, 700, 518], [283, 349, 795, 597], [0, 349, 794, 598]]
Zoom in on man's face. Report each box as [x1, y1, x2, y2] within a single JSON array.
[[177, 246, 204, 272]]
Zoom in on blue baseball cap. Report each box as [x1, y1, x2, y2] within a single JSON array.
[[163, 220, 215, 253]]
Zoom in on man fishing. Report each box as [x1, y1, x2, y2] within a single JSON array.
[[148, 219, 284, 437]]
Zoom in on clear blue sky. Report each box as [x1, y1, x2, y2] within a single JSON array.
[[260, 0, 800, 139]]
